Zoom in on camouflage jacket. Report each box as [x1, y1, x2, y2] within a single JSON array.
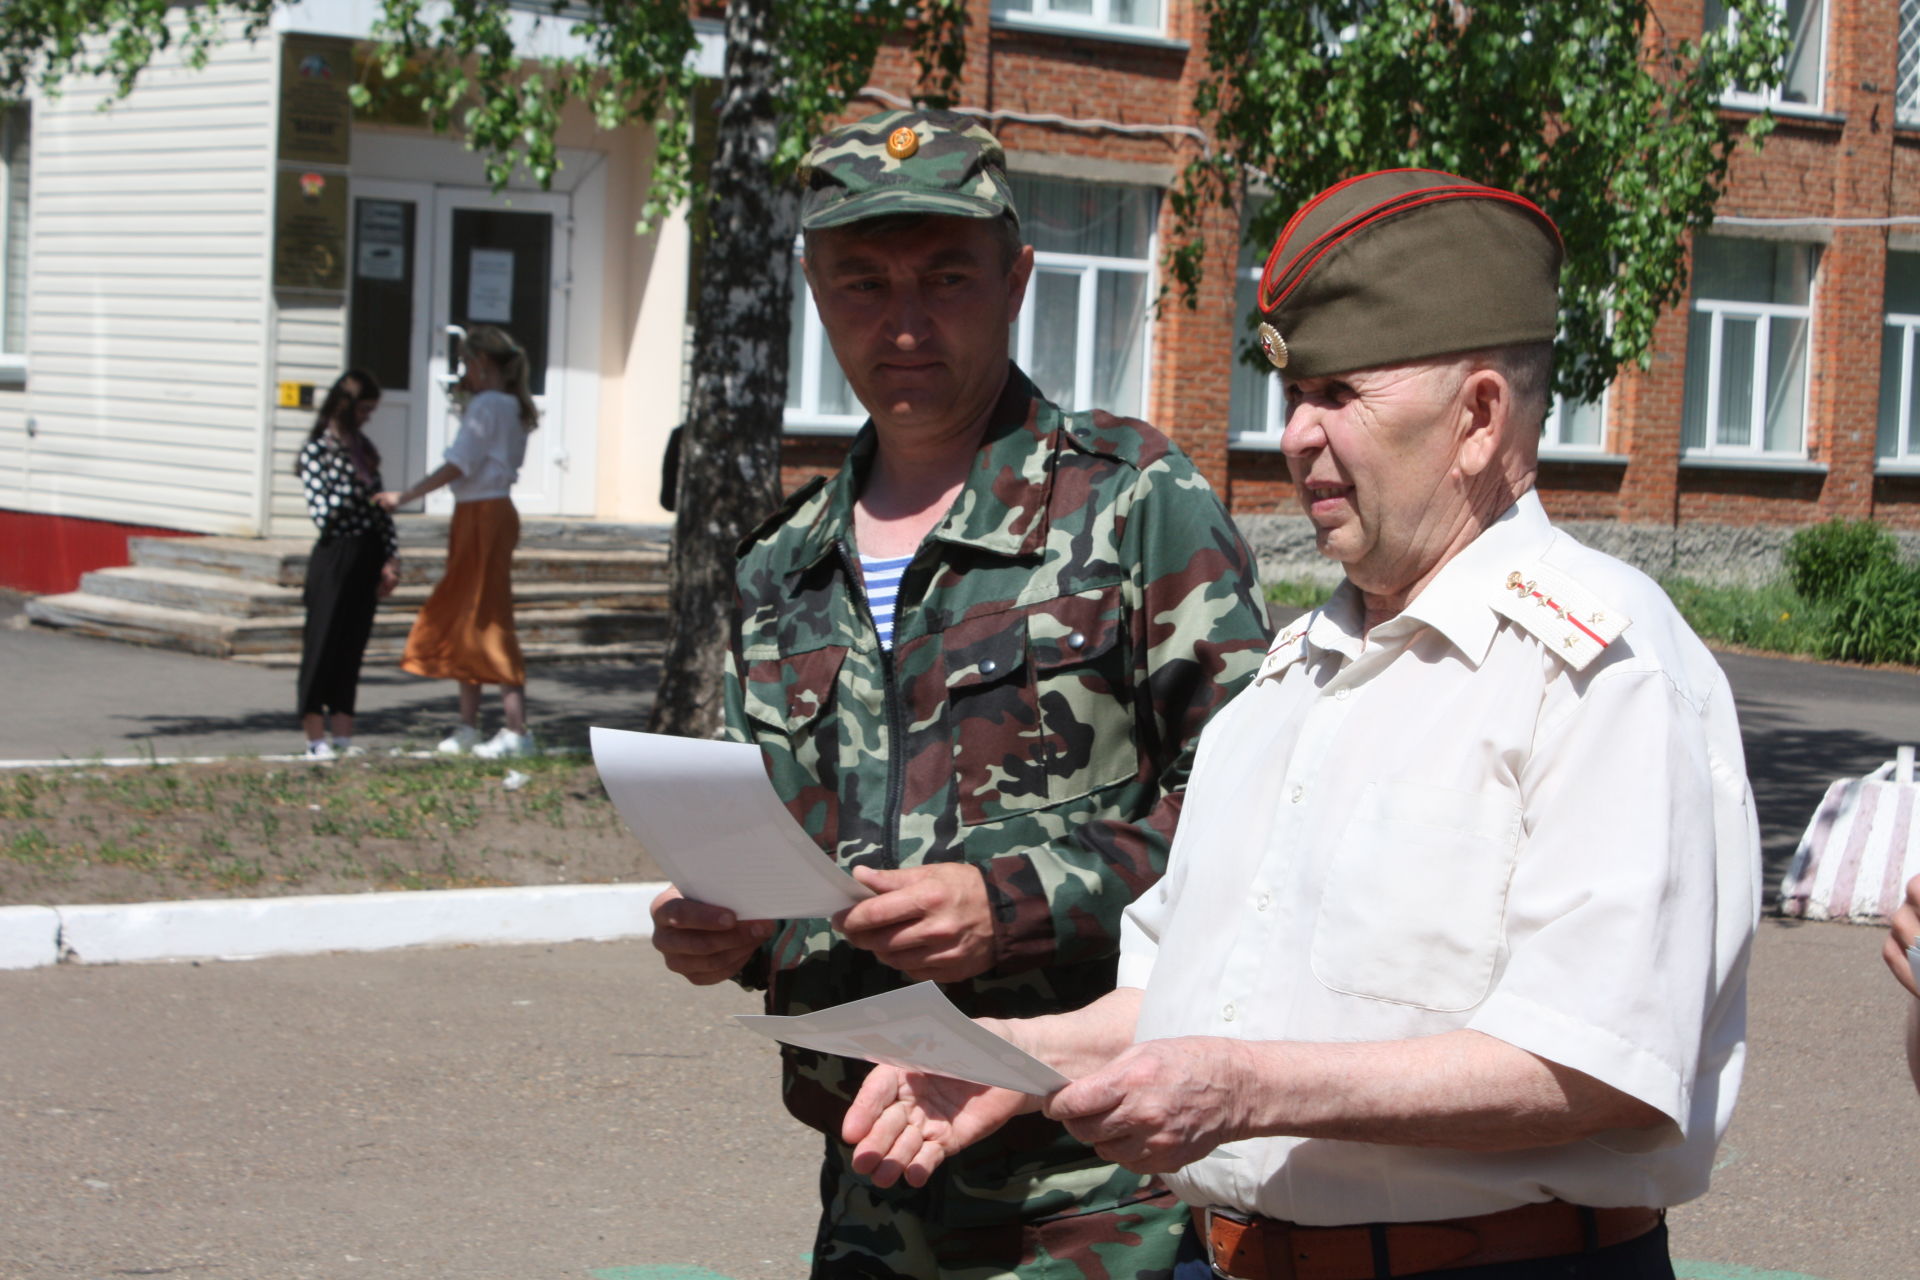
[[724, 366, 1270, 1140]]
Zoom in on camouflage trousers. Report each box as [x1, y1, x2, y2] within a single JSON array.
[[809, 1136, 1188, 1280]]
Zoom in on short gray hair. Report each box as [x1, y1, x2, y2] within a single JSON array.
[[1466, 341, 1553, 435]]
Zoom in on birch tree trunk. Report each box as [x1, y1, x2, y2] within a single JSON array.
[[649, 0, 798, 738]]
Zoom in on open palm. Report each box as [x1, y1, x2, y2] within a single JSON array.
[[842, 1064, 1032, 1188]]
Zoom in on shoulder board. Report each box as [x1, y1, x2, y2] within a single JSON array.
[[735, 475, 828, 560], [1491, 561, 1630, 672]]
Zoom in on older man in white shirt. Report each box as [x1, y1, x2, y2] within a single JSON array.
[[842, 169, 1759, 1280]]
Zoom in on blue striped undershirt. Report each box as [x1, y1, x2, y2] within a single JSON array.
[[860, 552, 913, 649]]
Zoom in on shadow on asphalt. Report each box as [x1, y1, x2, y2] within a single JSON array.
[[108, 661, 662, 754], [1736, 692, 1893, 909]]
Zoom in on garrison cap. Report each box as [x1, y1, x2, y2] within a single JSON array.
[[1255, 168, 1564, 379], [799, 108, 1018, 233]]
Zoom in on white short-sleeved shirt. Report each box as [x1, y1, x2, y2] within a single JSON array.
[[1120, 490, 1758, 1224], [443, 390, 529, 502]]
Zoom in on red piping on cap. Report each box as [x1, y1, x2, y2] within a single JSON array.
[[1257, 175, 1562, 315]]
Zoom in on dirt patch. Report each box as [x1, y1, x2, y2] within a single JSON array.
[[0, 755, 664, 906]]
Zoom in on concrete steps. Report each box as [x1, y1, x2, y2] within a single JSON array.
[[25, 519, 673, 665]]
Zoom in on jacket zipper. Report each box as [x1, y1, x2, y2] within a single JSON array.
[[839, 540, 906, 871]]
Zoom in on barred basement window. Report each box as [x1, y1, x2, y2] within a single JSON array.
[[1901, 0, 1920, 126]]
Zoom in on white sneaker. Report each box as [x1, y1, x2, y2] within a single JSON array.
[[437, 725, 482, 756], [331, 740, 367, 758], [303, 739, 337, 761], [473, 727, 536, 760]]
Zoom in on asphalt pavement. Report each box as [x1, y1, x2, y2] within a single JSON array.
[[1, 590, 659, 762]]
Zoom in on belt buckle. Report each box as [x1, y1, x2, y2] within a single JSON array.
[[1203, 1206, 1253, 1280]]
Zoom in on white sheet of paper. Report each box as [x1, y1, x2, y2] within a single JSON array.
[[590, 727, 871, 919], [467, 248, 514, 322], [734, 981, 1070, 1095]]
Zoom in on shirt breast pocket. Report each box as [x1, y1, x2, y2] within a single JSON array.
[[1310, 781, 1522, 1012], [738, 643, 849, 847], [945, 585, 1135, 827]]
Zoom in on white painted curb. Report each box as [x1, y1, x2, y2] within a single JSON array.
[[4, 882, 669, 970], [0, 905, 60, 970]]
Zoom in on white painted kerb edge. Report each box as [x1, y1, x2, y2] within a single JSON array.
[[0, 905, 60, 970], [3, 882, 668, 969]]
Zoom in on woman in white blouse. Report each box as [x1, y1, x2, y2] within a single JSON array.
[[377, 325, 539, 759]]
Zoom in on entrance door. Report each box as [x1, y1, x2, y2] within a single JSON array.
[[426, 188, 572, 516], [346, 182, 575, 516], [349, 180, 431, 497]]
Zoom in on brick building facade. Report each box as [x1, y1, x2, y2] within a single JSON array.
[[779, 0, 1920, 582]]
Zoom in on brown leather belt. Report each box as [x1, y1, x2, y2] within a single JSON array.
[[1191, 1201, 1663, 1280]]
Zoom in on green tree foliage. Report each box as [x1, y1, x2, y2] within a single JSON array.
[[1176, 0, 1792, 403]]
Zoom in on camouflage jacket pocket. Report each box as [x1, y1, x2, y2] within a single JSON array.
[[946, 585, 1135, 826], [739, 643, 847, 735], [739, 643, 849, 853]]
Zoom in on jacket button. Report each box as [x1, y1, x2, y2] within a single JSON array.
[[980, 659, 998, 675], [1067, 631, 1086, 649]]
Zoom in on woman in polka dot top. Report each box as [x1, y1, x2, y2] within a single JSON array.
[[294, 370, 400, 758]]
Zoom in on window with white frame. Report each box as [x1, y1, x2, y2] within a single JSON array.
[[782, 175, 1158, 432], [1705, 0, 1827, 111], [1901, 0, 1920, 126], [1681, 233, 1817, 457], [1541, 335, 1608, 452], [1011, 174, 1156, 419], [992, 0, 1164, 38], [1229, 217, 1284, 446], [1, 103, 28, 365], [1542, 390, 1607, 451], [783, 247, 867, 433], [1877, 250, 1920, 463]]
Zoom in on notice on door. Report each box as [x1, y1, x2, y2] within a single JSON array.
[[467, 249, 515, 322], [356, 199, 408, 282]]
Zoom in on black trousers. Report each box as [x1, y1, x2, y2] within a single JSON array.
[[297, 532, 387, 718], [1171, 1220, 1674, 1280]]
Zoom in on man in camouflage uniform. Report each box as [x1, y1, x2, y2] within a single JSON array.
[[649, 108, 1270, 1280]]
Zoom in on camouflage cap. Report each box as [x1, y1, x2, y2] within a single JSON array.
[[798, 108, 1019, 233], [1255, 168, 1564, 379]]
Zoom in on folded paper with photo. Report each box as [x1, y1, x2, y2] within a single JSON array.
[[590, 727, 872, 919], [734, 981, 1070, 1095]]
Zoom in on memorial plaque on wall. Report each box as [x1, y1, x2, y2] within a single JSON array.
[[279, 34, 353, 166], [274, 168, 349, 292]]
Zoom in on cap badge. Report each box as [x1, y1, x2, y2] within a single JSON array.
[[1257, 322, 1289, 370], [886, 127, 920, 160]]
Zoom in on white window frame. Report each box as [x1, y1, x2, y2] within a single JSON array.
[[783, 244, 867, 435], [991, 0, 1165, 39], [1684, 292, 1814, 459], [1880, 309, 1920, 463], [1228, 260, 1285, 448], [1540, 390, 1610, 455], [1712, 0, 1829, 114], [0, 101, 27, 379], [1012, 247, 1155, 418]]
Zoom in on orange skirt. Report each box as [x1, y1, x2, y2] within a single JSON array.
[[401, 498, 526, 687]]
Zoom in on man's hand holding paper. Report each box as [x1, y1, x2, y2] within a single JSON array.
[[649, 887, 774, 986], [835, 864, 996, 983]]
